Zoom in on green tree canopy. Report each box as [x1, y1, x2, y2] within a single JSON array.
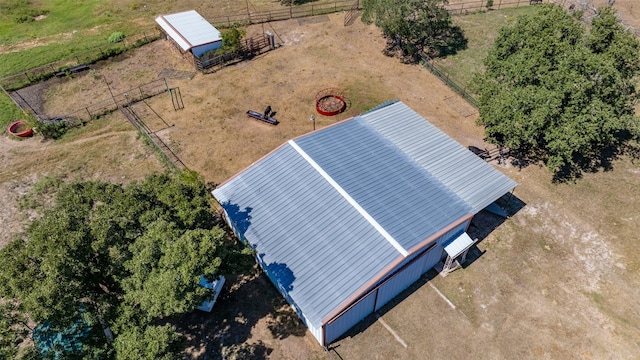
[[0, 172, 254, 359], [361, 0, 466, 61], [473, 5, 640, 180], [217, 27, 246, 54]]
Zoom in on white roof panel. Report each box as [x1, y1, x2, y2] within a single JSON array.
[[443, 232, 475, 258]]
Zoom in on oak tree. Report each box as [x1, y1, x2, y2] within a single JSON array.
[[361, 0, 466, 61], [0, 172, 254, 358], [473, 5, 640, 180]]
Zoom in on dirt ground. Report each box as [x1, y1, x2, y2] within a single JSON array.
[[0, 116, 163, 247], [3, 9, 640, 360]]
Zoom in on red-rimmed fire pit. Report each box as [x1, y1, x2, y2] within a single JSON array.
[[8, 121, 33, 137], [315, 88, 347, 116]]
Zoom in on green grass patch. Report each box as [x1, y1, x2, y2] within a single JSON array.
[[435, 6, 542, 88], [0, 92, 24, 128], [0, 0, 129, 45]]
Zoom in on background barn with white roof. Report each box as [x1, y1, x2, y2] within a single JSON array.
[[155, 10, 222, 63]]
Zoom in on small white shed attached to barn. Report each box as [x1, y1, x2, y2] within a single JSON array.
[[155, 10, 222, 64]]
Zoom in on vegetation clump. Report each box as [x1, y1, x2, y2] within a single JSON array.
[[0, 172, 255, 358], [361, 0, 467, 62], [216, 27, 247, 54], [473, 5, 640, 180], [107, 31, 125, 43]]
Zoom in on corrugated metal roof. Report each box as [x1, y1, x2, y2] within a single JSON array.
[[213, 145, 401, 327], [294, 118, 471, 252], [155, 10, 221, 51], [213, 101, 517, 328], [362, 101, 518, 213]]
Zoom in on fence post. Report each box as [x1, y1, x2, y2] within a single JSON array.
[[498, 0, 502, 9], [517, 0, 520, 7], [86, 107, 92, 119], [290, 3, 293, 19], [460, 4, 463, 14]]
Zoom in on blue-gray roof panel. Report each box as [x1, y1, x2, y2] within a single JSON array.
[[362, 102, 517, 213], [213, 145, 400, 326], [295, 119, 472, 251]]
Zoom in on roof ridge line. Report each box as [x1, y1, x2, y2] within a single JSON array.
[[287, 139, 409, 257]]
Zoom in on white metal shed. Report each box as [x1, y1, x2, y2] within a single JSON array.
[[155, 10, 222, 57]]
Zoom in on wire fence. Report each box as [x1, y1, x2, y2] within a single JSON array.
[[446, 0, 550, 15], [195, 34, 274, 72], [420, 54, 479, 108], [205, 0, 548, 28], [13, 78, 170, 130], [207, 0, 355, 28], [0, 30, 162, 92], [119, 102, 187, 171], [1, 0, 554, 92]]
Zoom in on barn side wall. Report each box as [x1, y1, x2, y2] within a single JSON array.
[[322, 218, 471, 346], [192, 40, 223, 57]]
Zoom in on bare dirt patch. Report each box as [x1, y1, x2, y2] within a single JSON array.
[[0, 115, 163, 247]]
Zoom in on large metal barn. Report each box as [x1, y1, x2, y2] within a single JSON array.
[[212, 101, 517, 347]]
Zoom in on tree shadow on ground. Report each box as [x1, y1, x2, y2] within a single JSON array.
[[502, 137, 640, 184], [551, 141, 634, 183], [172, 268, 309, 359], [463, 192, 526, 268], [266, 301, 308, 340], [172, 272, 274, 359], [433, 25, 468, 57]]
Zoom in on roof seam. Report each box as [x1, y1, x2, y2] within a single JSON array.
[[288, 140, 409, 257]]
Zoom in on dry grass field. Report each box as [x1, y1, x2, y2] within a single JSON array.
[[3, 9, 640, 360]]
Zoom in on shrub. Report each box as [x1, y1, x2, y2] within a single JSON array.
[[108, 31, 125, 43], [216, 27, 246, 54], [38, 119, 67, 139]]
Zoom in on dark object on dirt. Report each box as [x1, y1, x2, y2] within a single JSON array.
[[468, 145, 491, 160], [247, 110, 279, 125], [55, 65, 90, 78], [264, 105, 272, 119]]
